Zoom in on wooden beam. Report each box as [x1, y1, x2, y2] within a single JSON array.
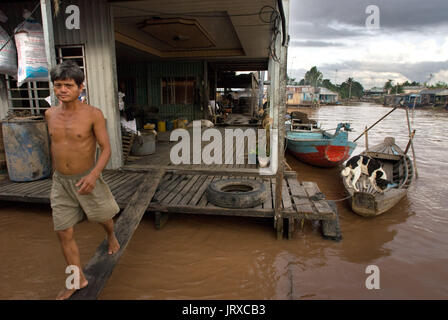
[[115, 32, 244, 58], [69, 169, 165, 300], [121, 165, 298, 178], [40, 0, 58, 105]]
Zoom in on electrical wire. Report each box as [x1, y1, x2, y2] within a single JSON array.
[[112, 4, 276, 20]]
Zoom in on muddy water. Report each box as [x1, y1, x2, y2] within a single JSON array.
[[1, 103, 447, 299]]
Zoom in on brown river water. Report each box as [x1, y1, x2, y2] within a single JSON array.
[[0, 103, 447, 299]]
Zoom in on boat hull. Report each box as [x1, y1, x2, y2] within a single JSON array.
[[289, 144, 355, 167], [286, 130, 356, 168], [349, 189, 408, 217], [341, 142, 414, 217]]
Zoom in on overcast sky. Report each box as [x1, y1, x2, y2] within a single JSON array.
[[287, 0, 448, 88]]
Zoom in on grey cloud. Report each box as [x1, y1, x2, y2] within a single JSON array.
[[320, 60, 448, 84], [290, 0, 448, 40], [289, 40, 346, 47]]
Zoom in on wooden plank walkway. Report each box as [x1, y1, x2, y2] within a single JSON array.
[[70, 170, 165, 300], [0, 170, 146, 209]]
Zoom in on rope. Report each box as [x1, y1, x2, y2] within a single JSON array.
[[327, 194, 353, 202]]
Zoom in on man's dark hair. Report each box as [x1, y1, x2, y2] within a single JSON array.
[[50, 60, 85, 86]]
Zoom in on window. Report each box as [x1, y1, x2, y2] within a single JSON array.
[[5, 76, 50, 115], [287, 94, 293, 100], [161, 77, 195, 105], [4, 44, 88, 115]]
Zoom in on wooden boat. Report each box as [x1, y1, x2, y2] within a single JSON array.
[[342, 137, 414, 217], [286, 112, 356, 167]]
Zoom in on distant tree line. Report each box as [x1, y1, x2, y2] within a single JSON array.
[[383, 79, 448, 94], [287, 66, 364, 99]]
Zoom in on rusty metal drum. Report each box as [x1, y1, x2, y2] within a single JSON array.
[[1, 118, 51, 181]]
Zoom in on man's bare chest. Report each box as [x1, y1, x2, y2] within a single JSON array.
[[48, 116, 93, 143]]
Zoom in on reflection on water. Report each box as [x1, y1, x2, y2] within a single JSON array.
[[0, 103, 447, 299]]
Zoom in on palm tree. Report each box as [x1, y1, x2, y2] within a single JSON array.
[[304, 66, 323, 89], [383, 79, 393, 94], [347, 77, 354, 99]]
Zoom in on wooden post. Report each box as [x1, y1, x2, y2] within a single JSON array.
[[364, 126, 369, 152], [404, 130, 416, 155], [274, 0, 289, 240], [203, 60, 209, 119], [405, 107, 419, 178]]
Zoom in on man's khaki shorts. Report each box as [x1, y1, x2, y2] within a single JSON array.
[[51, 169, 120, 231]]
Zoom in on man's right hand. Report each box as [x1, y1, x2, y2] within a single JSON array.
[[76, 172, 99, 195]]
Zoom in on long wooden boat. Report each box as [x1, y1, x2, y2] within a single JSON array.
[[342, 137, 414, 217], [286, 112, 356, 168]]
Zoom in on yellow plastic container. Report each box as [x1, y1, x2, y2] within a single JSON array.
[[157, 120, 166, 132]]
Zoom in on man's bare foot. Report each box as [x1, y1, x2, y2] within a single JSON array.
[[56, 278, 88, 300], [108, 234, 120, 255]]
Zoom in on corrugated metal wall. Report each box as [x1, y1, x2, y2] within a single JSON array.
[[117, 63, 147, 107], [51, 0, 122, 168], [118, 61, 204, 122]]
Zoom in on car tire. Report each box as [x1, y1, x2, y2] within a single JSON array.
[[206, 179, 267, 208]]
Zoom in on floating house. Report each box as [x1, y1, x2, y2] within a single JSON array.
[[364, 87, 386, 97], [286, 85, 320, 107], [435, 90, 448, 107], [420, 89, 446, 105], [383, 94, 405, 106], [0, 0, 290, 169], [318, 87, 338, 104], [402, 86, 426, 94]]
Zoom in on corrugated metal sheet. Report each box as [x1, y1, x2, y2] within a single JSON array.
[[117, 63, 147, 106], [51, 0, 122, 168]]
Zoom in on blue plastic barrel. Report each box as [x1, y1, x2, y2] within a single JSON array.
[[2, 118, 51, 181]]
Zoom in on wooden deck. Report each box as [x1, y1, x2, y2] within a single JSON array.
[[0, 120, 341, 240], [0, 169, 340, 239]]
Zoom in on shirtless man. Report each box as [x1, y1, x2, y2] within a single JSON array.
[[45, 60, 120, 300]]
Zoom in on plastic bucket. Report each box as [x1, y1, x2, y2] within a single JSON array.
[[2, 118, 51, 181], [131, 131, 156, 156]]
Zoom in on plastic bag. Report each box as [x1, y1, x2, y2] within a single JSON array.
[[14, 11, 48, 86], [0, 11, 18, 77]]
